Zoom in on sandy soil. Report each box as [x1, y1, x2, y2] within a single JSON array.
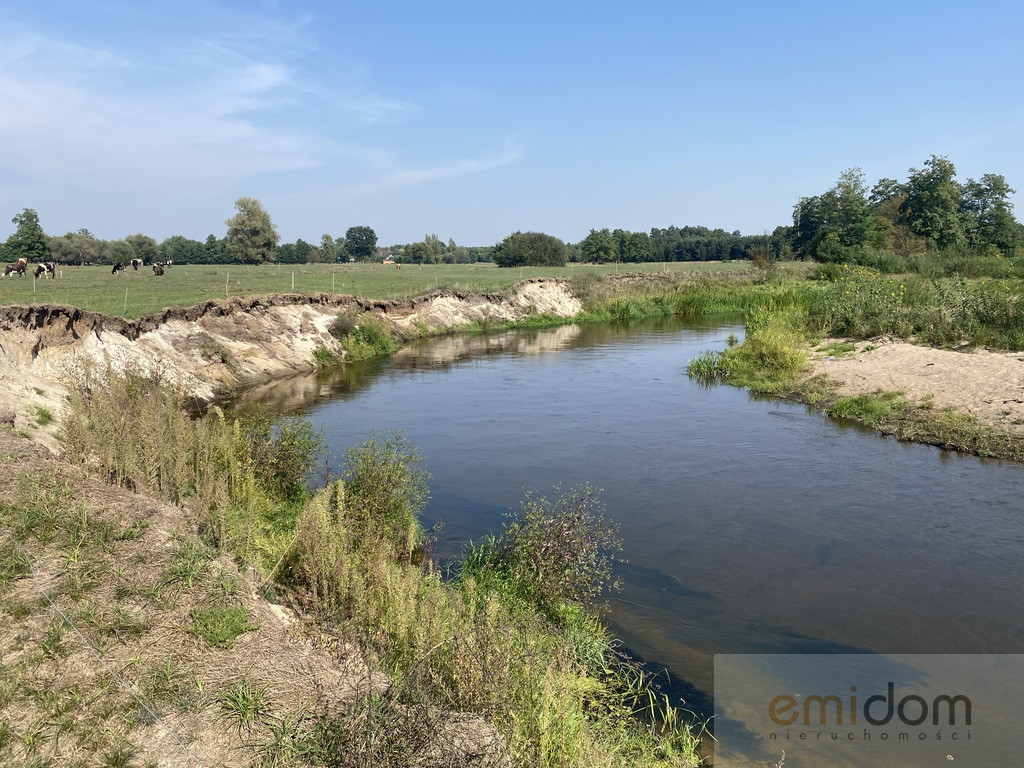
[[0, 280, 582, 454], [810, 339, 1024, 433]]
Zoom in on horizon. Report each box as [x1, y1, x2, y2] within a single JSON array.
[[2, 1, 1022, 247]]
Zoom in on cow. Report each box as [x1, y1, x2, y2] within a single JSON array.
[[3, 263, 26, 277], [164, 259, 173, 268], [152, 263, 165, 276], [112, 262, 127, 275], [131, 258, 143, 271], [33, 262, 55, 279]]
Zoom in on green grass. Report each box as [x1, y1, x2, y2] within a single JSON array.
[[0, 261, 753, 319]]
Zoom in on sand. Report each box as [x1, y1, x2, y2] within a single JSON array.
[[810, 339, 1024, 433]]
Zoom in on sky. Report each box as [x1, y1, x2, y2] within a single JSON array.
[[1, 0, 1022, 247]]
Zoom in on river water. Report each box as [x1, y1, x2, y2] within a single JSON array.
[[238, 318, 1024, 766]]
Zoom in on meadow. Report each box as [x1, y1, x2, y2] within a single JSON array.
[[0, 261, 750, 319]]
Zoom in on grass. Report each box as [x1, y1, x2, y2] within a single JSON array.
[[0, 261, 753, 319]]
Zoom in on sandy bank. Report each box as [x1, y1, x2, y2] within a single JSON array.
[[810, 339, 1024, 434], [0, 280, 582, 452]]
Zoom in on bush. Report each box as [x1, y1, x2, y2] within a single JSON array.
[[461, 485, 621, 616], [342, 316, 400, 361]]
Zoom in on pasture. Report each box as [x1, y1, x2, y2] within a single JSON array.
[[0, 260, 750, 318]]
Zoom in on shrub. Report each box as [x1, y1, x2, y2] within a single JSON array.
[[461, 485, 621, 616], [342, 315, 400, 361]]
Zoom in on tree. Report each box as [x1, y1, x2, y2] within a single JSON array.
[[960, 173, 1019, 253], [345, 226, 378, 261], [205, 234, 231, 264], [579, 228, 617, 263], [5, 208, 50, 263], [492, 231, 568, 267], [900, 155, 965, 249], [124, 234, 159, 264], [319, 234, 338, 263], [49, 229, 103, 265], [225, 197, 279, 264], [159, 235, 206, 264], [791, 169, 872, 259]]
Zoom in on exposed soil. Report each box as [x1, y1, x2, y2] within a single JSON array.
[[810, 339, 1024, 433], [0, 280, 582, 453]]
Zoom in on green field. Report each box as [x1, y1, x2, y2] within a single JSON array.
[[0, 261, 751, 318]]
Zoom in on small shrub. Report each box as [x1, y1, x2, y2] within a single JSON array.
[[461, 485, 621, 616], [35, 407, 53, 426], [312, 346, 340, 367], [329, 310, 358, 339], [342, 315, 400, 361]]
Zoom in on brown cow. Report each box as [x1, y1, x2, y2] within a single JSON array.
[[152, 263, 165, 276]]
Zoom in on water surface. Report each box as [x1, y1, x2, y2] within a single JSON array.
[[240, 319, 1024, 763]]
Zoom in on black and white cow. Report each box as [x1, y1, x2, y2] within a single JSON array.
[[33, 262, 55, 279], [131, 258, 143, 271], [112, 262, 127, 275]]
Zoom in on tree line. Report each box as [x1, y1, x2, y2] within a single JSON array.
[[3, 155, 1020, 268], [785, 155, 1022, 261]]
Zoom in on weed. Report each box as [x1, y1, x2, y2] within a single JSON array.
[[217, 678, 272, 733], [101, 744, 136, 768], [34, 407, 53, 426], [189, 605, 259, 648], [164, 537, 211, 588]]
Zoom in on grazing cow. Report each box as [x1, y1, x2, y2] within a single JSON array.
[[152, 263, 165, 276], [112, 262, 127, 275], [164, 259, 173, 268], [33, 262, 55, 279], [131, 258, 143, 271]]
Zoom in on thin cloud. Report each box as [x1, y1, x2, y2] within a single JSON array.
[[334, 144, 524, 198]]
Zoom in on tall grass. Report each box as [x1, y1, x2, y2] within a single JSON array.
[[61, 367, 701, 767], [809, 272, 1024, 349]]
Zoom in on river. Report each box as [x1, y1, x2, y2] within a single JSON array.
[[238, 318, 1024, 766]]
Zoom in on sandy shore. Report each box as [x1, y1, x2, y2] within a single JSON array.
[[810, 339, 1024, 434]]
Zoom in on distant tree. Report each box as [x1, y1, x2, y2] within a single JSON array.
[[960, 173, 1019, 253], [123, 233, 159, 264], [277, 238, 315, 264], [345, 226, 378, 261], [792, 168, 872, 259], [48, 229, 103, 265], [319, 234, 338, 263], [106, 239, 135, 265], [614, 229, 651, 263], [900, 155, 965, 249], [205, 234, 231, 264], [226, 197, 279, 264], [5, 208, 50, 263], [492, 231, 568, 267], [579, 228, 617, 263], [159, 235, 206, 264], [403, 241, 435, 264]]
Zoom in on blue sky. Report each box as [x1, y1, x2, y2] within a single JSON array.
[[1, 1, 1022, 246]]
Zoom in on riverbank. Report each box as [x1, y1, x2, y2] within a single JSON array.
[[0, 278, 704, 767]]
